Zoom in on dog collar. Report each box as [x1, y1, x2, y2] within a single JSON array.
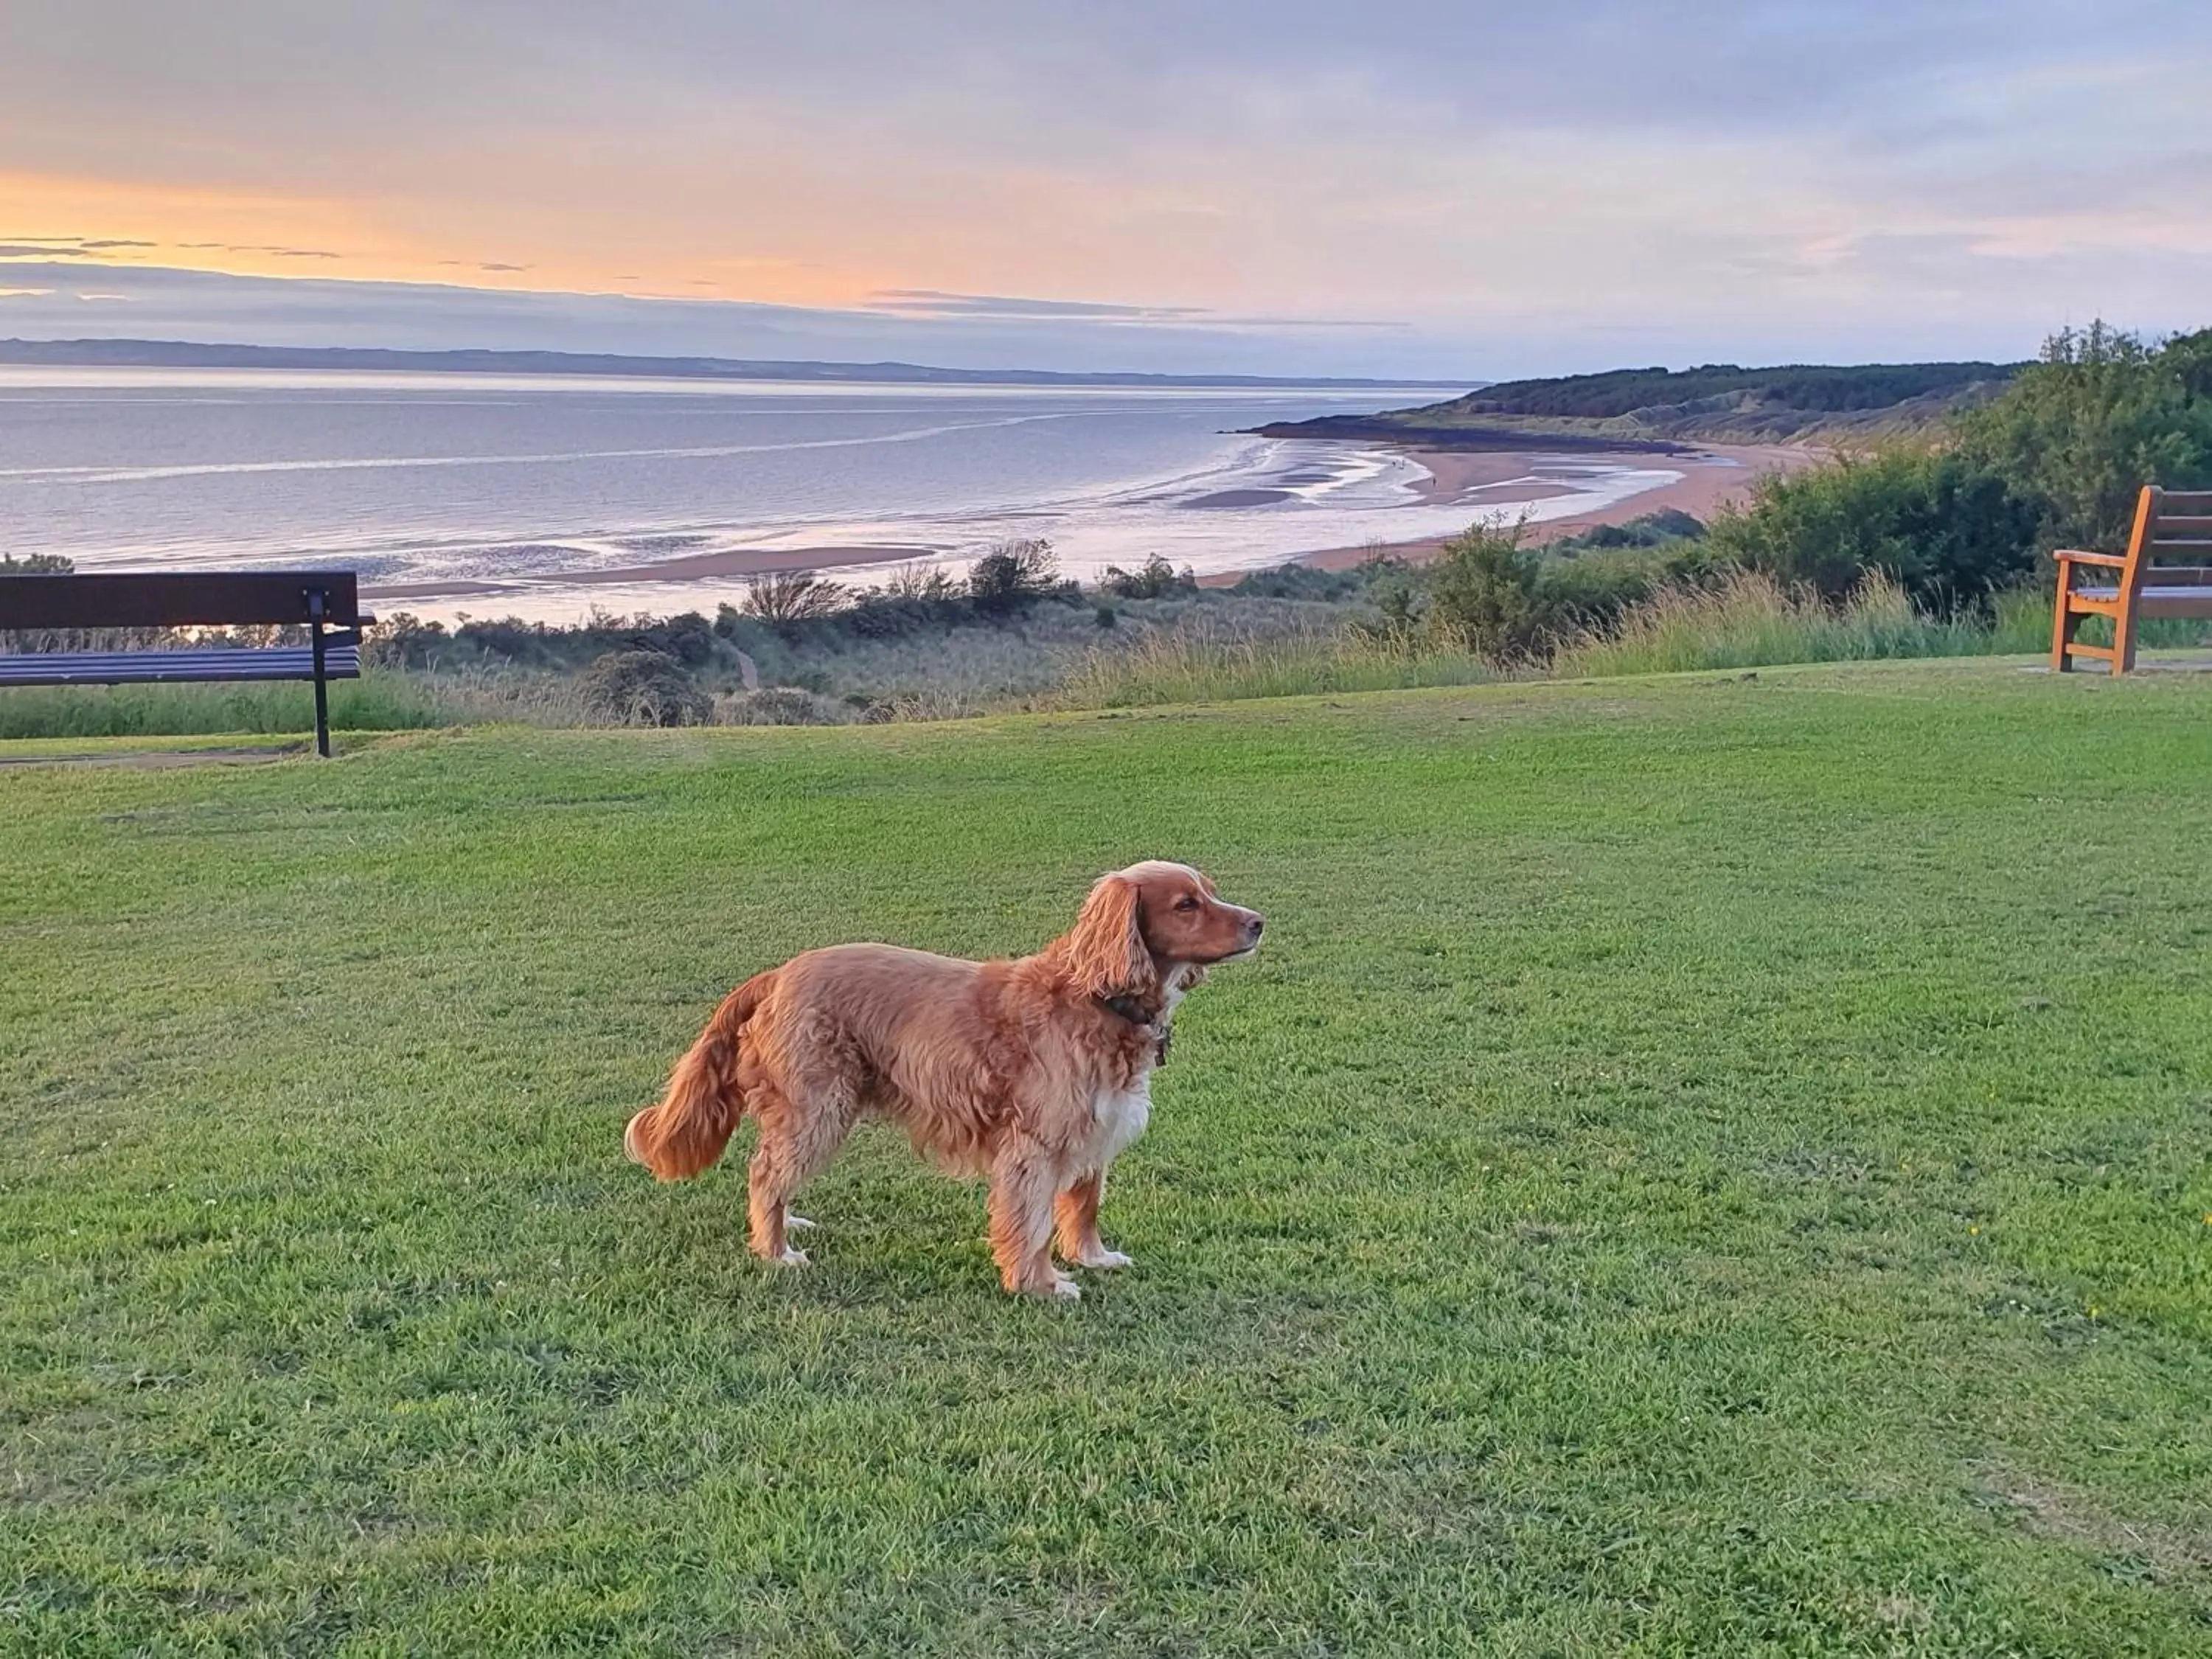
[[1100, 994, 1172, 1065]]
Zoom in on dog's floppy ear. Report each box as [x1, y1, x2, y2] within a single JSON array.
[[1062, 873, 1156, 1000]]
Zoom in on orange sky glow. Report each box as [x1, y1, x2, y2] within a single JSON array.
[[4, 3, 2209, 376]]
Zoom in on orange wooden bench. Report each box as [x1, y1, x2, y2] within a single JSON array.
[[2052, 485, 2212, 674]]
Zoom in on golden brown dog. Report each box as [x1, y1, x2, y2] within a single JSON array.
[[624, 861, 1262, 1297]]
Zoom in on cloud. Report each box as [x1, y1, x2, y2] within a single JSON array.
[[869, 288, 1214, 321], [0, 260, 1473, 376], [868, 289, 1408, 332], [178, 241, 346, 259], [0, 236, 157, 258]]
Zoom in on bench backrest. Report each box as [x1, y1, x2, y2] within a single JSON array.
[[0, 571, 362, 631], [2124, 487, 2212, 589]]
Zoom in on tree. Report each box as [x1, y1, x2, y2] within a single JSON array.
[[1956, 321, 2212, 553]]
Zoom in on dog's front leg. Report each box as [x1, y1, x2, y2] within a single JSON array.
[[989, 1141, 1077, 1299], [1054, 1171, 1132, 1269]]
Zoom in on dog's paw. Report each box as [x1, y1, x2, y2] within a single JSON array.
[[774, 1246, 811, 1267], [1080, 1248, 1134, 1270], [1048, 1276, 1083, 1301], [785, 1212, 816, 1231]]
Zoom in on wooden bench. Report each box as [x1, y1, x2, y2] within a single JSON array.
[[0, 571, 369, 756], [2052, 486, 2212, 674]]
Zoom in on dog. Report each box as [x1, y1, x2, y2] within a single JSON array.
[[623, 861, 1262, 1298]]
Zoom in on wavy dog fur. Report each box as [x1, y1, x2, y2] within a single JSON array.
[[625, 861, 1262, 1297]]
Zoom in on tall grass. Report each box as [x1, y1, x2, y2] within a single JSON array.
[[7, 576, 2204, 741], [1545, 569, 2204, 678], [1046, 620, 1492, 710], [1551, 571, 1955, 677], [0, 671, 456, 741], [0, 665, 609, 741]]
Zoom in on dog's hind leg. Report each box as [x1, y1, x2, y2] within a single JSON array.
[[745, 1085, 853, 1267], [1054, 1172, 1133, 1270], [990, 1140, 1078, 1299]]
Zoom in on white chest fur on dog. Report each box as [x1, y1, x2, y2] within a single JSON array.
[[1085, 1079, 1152, 1169]]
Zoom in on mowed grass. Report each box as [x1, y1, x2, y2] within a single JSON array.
[[4, 661, 2211, 1655]]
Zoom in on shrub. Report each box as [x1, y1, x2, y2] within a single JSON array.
[[1225, 562, 1368, 601], [363, 611, 453, 669], [650, 611, 720, 667], [1353, 566, 1425, 647], [0, 552, 74, 574], [967, 539, 1060, 617], [579, 650, 711, 726], [884, 562, 961, 602], [1705, 448, 2040, 613], [1534, 546, 1674, 633], [742, 571, 849, 630], [1100, 554, 1198, 600], [1425, 521, 1545, 661], [1551, 509, 1706, 552], [841, 563, 970, 639]]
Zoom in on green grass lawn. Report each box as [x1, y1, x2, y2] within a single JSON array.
[[5, 660, 2211, 1655]]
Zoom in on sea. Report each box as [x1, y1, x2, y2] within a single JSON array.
[[0, 366, 1681, 622]]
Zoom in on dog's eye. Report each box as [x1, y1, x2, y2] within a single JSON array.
[[1174, 895, 1200, 911]]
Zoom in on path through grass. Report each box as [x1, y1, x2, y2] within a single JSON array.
[[4, 661, 2211, 1653]]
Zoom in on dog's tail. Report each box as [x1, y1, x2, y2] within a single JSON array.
[[624, 970, 775, 1181]]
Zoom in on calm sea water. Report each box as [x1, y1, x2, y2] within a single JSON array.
[[0, 367, 1676, 621]]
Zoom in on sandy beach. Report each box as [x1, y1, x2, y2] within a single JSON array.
[[1251, 441, 1820, 578], [356, 439, 1823, 611]]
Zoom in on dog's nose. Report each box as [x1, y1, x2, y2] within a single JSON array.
[[1245, 913, 1265, 939]]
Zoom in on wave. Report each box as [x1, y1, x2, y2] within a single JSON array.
[[0, 410, 1093, 484]]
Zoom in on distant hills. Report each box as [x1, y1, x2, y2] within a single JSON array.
[[0, 337, 1476, 392], [1256, 360, 2025, 448]]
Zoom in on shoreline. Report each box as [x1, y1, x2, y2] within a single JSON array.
[[365, 542, 937, 602], [1228, 440, 1819, 578], [358, 439, 1820, 612]]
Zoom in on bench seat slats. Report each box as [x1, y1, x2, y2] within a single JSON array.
[[0, 646, 361, 686], [2073, 587, 2212, 605]]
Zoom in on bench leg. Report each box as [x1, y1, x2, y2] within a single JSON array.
[[310, 620, 332, 757], [2112, 600, 2138, 678]]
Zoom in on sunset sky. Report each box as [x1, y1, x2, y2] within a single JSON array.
[[4, 1, 2209, 378]]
